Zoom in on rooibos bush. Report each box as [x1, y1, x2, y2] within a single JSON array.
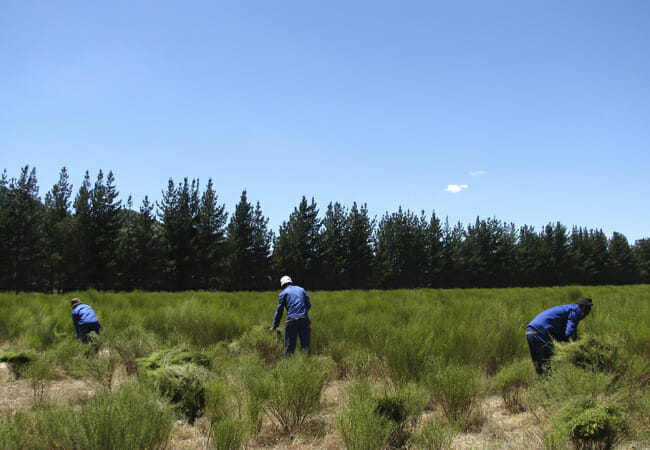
[[568, 403, 625, 450], [265, 354, 334, 432], [415, 418, 459, 450], [211, 417, 248, 450], [425, 363, 484, 427], [337, 380, 393, 450], [78, 382, 175, 450], [492, 358, 535, 413]]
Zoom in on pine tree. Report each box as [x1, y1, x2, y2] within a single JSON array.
[[539, 222, 571, 286], [1, 166, 46, 291], [424, 211, 443, 287], [44, 167, 74, 293], [344, 202, 375, 289], [196, 179, 228, 289], [608, 232, 637, 284], [273, 196, 321, 289], [88, 170, 123, 289], [226, 190, 272, 291], [116, 196, 138, 290], [440, 219, 465, 288], [633, 238, 650, 284], [374, 207, 429, 288], [157, 178, 200, 290], [72, 171, 93, 289], [319, 202, 349, 290], [134, 196, 163, 290], [516, 225, 544, 286]]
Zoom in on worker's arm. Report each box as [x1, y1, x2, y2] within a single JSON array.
[[304, 290, 311, 312], [565, 307, 585, 341], [271, 294, 286, 330]]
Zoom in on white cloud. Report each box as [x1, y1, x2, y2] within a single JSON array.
[[445, 184, 468, 193], [469, 170, 486, 176]]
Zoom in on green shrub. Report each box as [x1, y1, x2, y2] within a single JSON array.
[[105, 325, 160, 375], [568, 403, 625, 449], [45, 337, 85, 375], [425, 363, 484, 427], [26, 355, 56, 405], [238, 355, 273, 433], [73, 346, 120, 390], [0, 383, 174, 450], [78, 382, 175, 450], [236, 326, 283, 364], [211, 417, 248, 450], [374, 383, 428, 447], [337, 380, 393, 450], [18, 311, 61, 350], [341, 347, 389, 380], [415, 418, 459, 450], [0, 411, 42, 449], [546, 399, 626, 450], [265, 354, 334, 432], [492, 358, 536, 413]]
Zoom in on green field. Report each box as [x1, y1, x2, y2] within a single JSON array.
[[1, 285, 649, 449]]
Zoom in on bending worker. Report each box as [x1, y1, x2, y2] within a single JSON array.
[[526, 297, 593, 375], [269, 276, 311, 355], [70, 298, 101, 343]]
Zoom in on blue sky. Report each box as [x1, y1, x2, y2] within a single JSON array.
[[2, 1, 649, 242]]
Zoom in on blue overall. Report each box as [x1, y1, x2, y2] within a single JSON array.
[[72, 303, 101, 343], [273, 284, 311, 355], [527, 304, 586, 375]]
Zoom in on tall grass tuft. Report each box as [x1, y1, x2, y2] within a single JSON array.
[[415, 418, 459, 450], [0, 383, 174, 450], [264, 354, 334, 432], [210, 417, 248, 450], [337, 380, 393, 450], [237, 354, 275, 434], [492, 358, 536, 413], [73, 343, 120, 390], [337, 380, 427, 449], [26, 354, 56, 406], [424, 363, 484, 428], [106, 325, 160, 375], [78, 382, 175, 450]]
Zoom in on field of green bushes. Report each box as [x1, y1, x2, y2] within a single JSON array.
[[0, 285, 649, 449]]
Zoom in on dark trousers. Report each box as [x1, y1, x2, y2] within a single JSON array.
[[527, 328, 553, 375], [284, 318, 311, 355], [78, 322, 101, 343]]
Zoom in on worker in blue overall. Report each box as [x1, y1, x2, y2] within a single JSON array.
[[526, 297, 593, 375], [71, 298, 101, 343], [270, 276, 311, 355]]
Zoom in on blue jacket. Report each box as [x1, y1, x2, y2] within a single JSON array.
[[273, 284, 311, 328], [72, 304, 100, 336], [528, 304, 586, 342]]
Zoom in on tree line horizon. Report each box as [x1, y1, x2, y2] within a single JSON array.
[[2, 165, 649, 293]]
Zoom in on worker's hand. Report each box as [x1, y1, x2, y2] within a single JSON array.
[[268, 327, 276, 333]]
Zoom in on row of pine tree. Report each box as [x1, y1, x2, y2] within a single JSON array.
[[1, 166, 649, 293]]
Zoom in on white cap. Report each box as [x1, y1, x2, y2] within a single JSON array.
[[280, 275, 292, 288]]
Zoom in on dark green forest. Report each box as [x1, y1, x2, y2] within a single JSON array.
[[1, 166, 649, 293]]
